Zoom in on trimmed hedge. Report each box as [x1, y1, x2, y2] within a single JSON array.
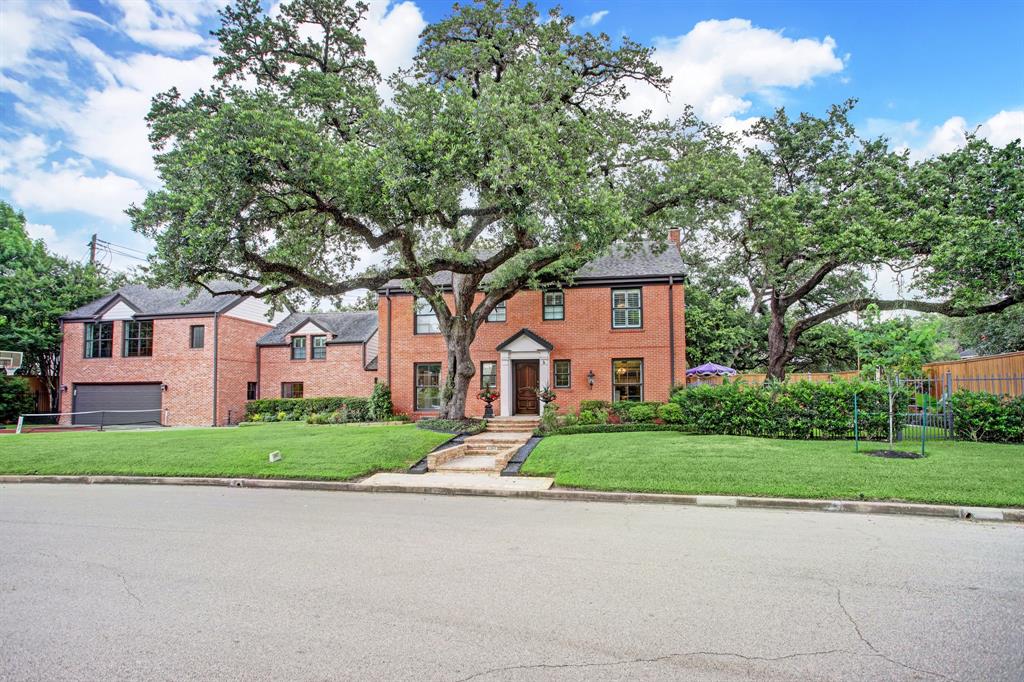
[[544, 423, 691, 436], [669, 380, 908, 440], [245, 396, 370, 422], [949, 391, 1024, 443], [0, 376, 35, 424]]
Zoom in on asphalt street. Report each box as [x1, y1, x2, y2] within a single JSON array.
[[1, 484, 1022, 681]]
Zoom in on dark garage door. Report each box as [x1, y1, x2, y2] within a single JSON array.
[[72, 384, 163, 426]]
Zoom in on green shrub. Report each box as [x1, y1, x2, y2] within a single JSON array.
[[669, 379, 907, 440], [549, 423, 691, 436], [416, 418, 486, 435], [577, 409, 607, 425], [628, 403, 658, 423], [540, 403, 560, 433], [559, 413, 579, 427], [950, 391, 1024, 443], [0, 376, 35, 423], [578, 400, 611, 413], [245, 396, 370, 422], [658, 402, 684, 424], [368, 383, 393, 421]]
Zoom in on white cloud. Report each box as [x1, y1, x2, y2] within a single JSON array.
[[361, 0, 426, 80], [581, 10, 609, 28], [0, 0, 104, 75], [625, 18, 844, 122], [884, 110, 1024, 160], [104, 0, 223, 51], [25, 222, 57, 242], [0, 135, 146, 224]]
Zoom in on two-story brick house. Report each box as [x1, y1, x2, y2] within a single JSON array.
[[59, 283, 288, 426], [59, 236, 686, 425], [376, 239, 686, 418]]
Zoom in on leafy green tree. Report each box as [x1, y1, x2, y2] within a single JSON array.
[[131, 0, 728, 418], [947, 306, 1024, 356], [0, 202, 117, 412], [336, 290, 378, 312], [852, 307, 957, 378], [682, 102, 1022, 380]]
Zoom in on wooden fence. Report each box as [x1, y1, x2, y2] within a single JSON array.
[[922, 351, 1024, 398]]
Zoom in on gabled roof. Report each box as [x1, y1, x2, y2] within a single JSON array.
[[258, 312, 378, 346], [379, 240, 685, 293], [495, 328, 554, 351], [62, 281, 246, 320]]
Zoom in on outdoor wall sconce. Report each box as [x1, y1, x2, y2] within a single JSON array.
[[160, 383, 168, 392], [60, 385, 68, 393], [587, 370, 595, 388]]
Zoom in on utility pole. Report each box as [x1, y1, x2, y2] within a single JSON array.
[[89, 234, 97, 265]]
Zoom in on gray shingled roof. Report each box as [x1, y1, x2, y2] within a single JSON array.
[[258, 312, 378, 346], [62, 281, 244, 320], [380, 241, 685, 291]]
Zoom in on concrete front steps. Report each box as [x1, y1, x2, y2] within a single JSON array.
[[426, 418, 537, 473]]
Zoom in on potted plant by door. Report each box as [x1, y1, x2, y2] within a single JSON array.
[[534, 387, 557, 409], [477, 388, 500, 418]]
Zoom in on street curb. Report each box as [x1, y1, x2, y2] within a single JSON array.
[[1, 475, 1021, 523]]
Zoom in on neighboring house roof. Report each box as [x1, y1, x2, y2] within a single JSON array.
[[258, 312, 378, 346], [379, 240, 686, 293], [62, 281, 246, 320], [495, 328, 554, 351]]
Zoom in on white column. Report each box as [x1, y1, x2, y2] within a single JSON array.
[[499, 352, 512, 417], [538, 352, 551, 391]]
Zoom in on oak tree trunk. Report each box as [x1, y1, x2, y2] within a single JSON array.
[[765, 298, 792, 382]]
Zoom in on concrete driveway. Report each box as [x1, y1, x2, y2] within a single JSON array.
[[1, 484, 1021, 681]]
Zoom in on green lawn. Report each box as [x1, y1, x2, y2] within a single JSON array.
[[522, 432, 1024, 508], [0, 422, 450, 480]]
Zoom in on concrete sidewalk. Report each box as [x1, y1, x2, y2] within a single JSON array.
[[362, 471, 554, 491]]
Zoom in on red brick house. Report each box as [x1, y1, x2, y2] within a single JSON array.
[[256, 312, 379, 400], [59, 237, 686, 425], [377, 239, 686, 418], [59, 283, 288, 426]]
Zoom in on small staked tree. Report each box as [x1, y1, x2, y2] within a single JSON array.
[[131, 0, 730, 418]]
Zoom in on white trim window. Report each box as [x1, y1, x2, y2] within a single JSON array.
[[612, 288, 642, 328], [291, 336, 306, 360], [415, 298, 440, 334], [487, 301, 507, 322], [415, 363, 442, 410], [542, 291, 564, 320], [311, 335, 327, 360], [554, 359, 571, 389]]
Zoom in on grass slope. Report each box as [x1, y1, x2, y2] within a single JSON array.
[[0, 422, 450, 481], [523, 432, 1024, 508]]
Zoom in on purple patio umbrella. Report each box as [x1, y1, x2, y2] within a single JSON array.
[[686, 362, 738, 377]]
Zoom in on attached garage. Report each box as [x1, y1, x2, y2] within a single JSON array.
[[72, 384, 163, 426]]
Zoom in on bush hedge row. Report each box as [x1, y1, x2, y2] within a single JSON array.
[[544, 423, 691, 436], [949, 391, 1024, 443], [246, 396, 371, 422], [668, 380, 907, 440]]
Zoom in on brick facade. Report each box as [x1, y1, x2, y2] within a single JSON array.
[[258, 342, 378, 399], [59, 314, 273, 427], [378, 283, 687, 419]]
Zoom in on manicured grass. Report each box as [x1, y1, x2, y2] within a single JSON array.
[[0, 422, 450, 480], [522, 432, 1024, 507]]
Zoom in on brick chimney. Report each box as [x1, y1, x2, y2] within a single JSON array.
[[667, 228, 681, 245]]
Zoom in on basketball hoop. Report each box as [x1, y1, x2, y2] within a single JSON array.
[[0, 351, 23, 376]]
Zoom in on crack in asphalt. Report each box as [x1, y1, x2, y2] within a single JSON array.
[[37, 551, 143, 607], [836, 587, 957, 682], [453, 648, 851, 682]]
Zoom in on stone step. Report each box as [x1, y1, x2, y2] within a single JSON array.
[[435, 455, 500, 473]]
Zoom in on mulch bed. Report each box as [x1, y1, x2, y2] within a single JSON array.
[[864, 449, 925, 459]]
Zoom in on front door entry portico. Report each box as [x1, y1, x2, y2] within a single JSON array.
[[514, 361, 540, 415]]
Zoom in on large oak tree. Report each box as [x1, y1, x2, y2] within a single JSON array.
[[131, 0, 728, 418]]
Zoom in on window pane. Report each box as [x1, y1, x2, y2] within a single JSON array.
[[487, 302, 506, 322], [291, 336, 306, 360], [612, 288, 642, 328], [542, 291, 564, 320], [312, 335, 327, 359], [612, 359, 643, 402], [554, 360, 570, 388], [415, 298, 440, 333], [190, 325, 204, 348], [480, 361, 497, 388], [415, 363, 442, 410], [247, 382, 257, 400], [124, 321, 153, 357]]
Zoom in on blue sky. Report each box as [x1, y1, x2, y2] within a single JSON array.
[[1, 0, 1022, 278]]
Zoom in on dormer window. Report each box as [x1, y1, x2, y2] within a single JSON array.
[[291, 336, 306, 360], [312, 335, 327, 360]]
